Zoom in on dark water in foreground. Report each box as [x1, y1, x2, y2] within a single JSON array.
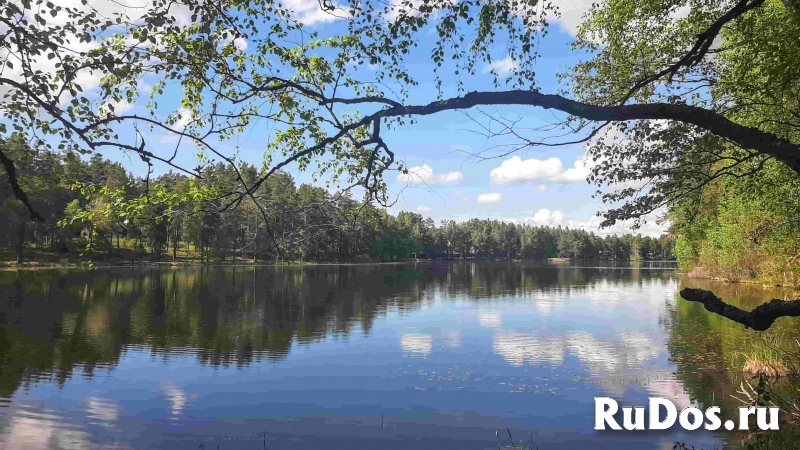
[[0, 262, 797, 450]]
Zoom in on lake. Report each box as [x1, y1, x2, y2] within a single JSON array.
[[0, 262, 797, 450]]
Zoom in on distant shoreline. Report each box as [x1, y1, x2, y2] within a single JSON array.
[[1, 257, 678, 271]]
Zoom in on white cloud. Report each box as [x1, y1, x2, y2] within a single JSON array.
[[482, 54, 517, 75], [524, 208, 669, 237], [417, 205, 431, 213], [537, 185, 550, 192], [476, 192, 502, 204], [166, 3, 194, 27], [102, 99, 132, 115], [175, 107, 193, 130], [1, 0, 197, 109], [0, 36, 102, 104], [574, 210, 669, 237], [220, 32, 250, 51], [490, 154, 592, 185], [137, 79, 154, 95], [549, 0, 594, 36], [287, 0, 348, 24], [398, 164, 463, 185], [233, 37, 248, 51], [525, 208, 565, 227], [386, 0, 421, 22]]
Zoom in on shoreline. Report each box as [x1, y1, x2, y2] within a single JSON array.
[[683, 266, 800, 290], [1, 257, 679, 271]]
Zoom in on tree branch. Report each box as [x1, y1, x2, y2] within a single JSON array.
[[620, 0, 766, 103], [368, 90, 800, 174], [680, 287, 800, 331], [0, 146, 45, 222]]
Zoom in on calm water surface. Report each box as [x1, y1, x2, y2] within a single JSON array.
[[0, 262, 794, 449]]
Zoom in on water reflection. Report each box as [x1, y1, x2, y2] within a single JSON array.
[[0, 262, 793, 449], [86, 397, 119, 427], [399, 334, 433, 357], [3, 406, 95, 450], [493, 333, 565, 366]]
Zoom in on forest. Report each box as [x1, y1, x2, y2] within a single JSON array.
[[0, 135, 673, 264], [2, 0, 800, 448], [0, 0, 797, 325]]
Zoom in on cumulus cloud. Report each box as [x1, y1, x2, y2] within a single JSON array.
[[482, 54, 517, 75], [386, 0, 422, 22], [398, 164, 463, 185], [537, 185, 550, 192], [1, 0, 198, 108], [174, 107, 193, 130], [549, 0, 594, 36], [233, 37, 248, 51], [0, 36, 102, 103], [137, 79, 154, 95], [524, 208, 668, 237], [285, 0, 346, 25], [416, 205, 431, 213], [525, 209, 565, 227], [490, 155, 592, 185], [476, 192, 502, 204]]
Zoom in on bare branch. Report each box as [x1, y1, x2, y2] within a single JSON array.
[[681, 287, 800, 331]]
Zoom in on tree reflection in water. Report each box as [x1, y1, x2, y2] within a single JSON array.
[[0, 262, 797, 449]]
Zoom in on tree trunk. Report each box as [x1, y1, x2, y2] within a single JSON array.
[[15, 223, 25, 263]]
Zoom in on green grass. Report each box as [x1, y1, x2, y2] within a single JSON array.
[[732, 335, 800, 378]]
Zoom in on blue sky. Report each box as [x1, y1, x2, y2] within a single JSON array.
[[31, 0, 667, 237]]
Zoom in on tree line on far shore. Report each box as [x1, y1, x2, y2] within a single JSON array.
[[1, 135, 673, 263]]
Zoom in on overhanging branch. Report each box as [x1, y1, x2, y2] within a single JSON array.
[[365, 90, 800, 174], [680, 287, 800, 331]]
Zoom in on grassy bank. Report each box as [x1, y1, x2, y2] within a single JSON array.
[[685, 265, 800, 289]]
